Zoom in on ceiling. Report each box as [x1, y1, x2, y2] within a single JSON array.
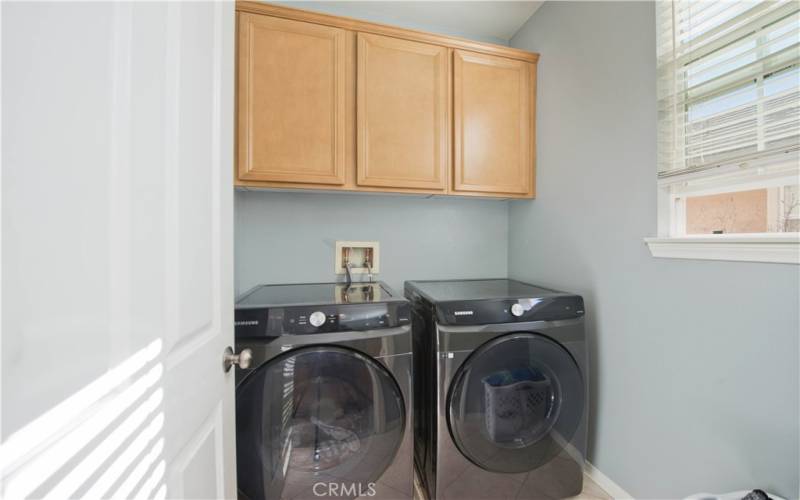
[[275, 2, 545, 44]]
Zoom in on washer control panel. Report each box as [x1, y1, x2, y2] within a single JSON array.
[[235, 302, 411, 337]]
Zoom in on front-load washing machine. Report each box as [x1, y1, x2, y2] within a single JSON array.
[[234, 282, 413, 500], [405, 279, 587, 500]]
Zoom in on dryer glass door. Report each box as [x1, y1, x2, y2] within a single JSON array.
[[236, 346, 406, 499], [447, 333, 585, 473]]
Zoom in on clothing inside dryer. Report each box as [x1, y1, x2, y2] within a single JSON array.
[[236, 346, 405, 500]]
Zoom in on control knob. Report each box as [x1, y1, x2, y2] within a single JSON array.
[[309, 311, 327, 327], [510, 303, 525, 317]]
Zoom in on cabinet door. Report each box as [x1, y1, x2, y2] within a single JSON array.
[[238, 13, 348, 185], [357, 33, 449, 190], [453, 50, 535, 196]]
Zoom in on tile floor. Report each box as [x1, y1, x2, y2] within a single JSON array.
[[568, 475, 612, 500]]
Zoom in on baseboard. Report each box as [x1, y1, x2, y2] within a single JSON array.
[[584, 461, 635, 500], [548, 431, 634, 500]]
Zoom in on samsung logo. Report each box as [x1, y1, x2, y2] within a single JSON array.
[[235, 320, 259, 326], [453, 311, 473, 316]]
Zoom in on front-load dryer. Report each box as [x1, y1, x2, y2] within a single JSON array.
[[405, 279, 587, 500], [234, 282, 413, 500]]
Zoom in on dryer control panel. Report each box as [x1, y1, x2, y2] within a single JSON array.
[[435, 295, 584, 326]]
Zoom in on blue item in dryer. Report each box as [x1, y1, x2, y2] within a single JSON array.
[[482, 367, 552, 445]]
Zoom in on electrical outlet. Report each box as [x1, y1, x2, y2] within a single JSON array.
[[335, 241, 380, 274]]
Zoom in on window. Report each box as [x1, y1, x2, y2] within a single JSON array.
[[647, 0, 800, 263]]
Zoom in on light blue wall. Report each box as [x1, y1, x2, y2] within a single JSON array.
[[509, 2, 800, 498], [235, 191, 508, 295], [270, 1, 510, 45]]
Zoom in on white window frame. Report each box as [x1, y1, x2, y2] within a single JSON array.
[[646, 158, 800, 264], [644, 232, 799, 263], [646, 1, 800, 264]]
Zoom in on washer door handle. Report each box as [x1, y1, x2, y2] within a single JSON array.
[[223, 346, 253, 372]]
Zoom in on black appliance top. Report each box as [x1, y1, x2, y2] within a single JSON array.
[[236, 282, 403, 308], [235, 282, 409, 338], [404, 279, 583, 326], [404, 279, 559, 302]]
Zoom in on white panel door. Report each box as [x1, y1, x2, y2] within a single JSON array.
[[1, 2, 236, 499]]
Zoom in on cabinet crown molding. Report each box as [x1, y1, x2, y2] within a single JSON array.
[[235, 1, 538, 199], [236, 1, 540, 64]]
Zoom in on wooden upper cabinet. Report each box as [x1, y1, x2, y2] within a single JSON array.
[[237, 13, 349, 185], [234, 2, 539, 197], [453, 49, 535, 196], [357, 33, 449, 190]]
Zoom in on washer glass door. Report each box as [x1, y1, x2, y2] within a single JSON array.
[[236, 346, 405, 500], [447, 333, 584, 473]]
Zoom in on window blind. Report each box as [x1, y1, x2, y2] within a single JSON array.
[[657, 0, 800, 178]]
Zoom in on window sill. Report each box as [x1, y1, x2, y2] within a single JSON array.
[[644, 234, 800, 264]]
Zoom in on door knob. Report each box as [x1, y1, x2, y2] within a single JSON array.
[[223, 346, 253, 372]]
